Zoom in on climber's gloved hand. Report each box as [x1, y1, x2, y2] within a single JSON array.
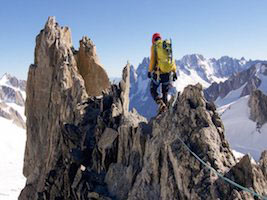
[[147, 72, 152, 79], [173, 72, 178, 81]]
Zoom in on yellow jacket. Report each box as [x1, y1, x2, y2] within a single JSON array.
[[148, 45, 156, 73], [148, 41, 176, 73]]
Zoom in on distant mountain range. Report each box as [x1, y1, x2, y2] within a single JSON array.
[[205, 62, 267, 106], [130, 54, 265, 118], [129, 55, 267, 160]]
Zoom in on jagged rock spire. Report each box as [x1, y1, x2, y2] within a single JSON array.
[[21, 16, 89, 199], [120, 62, 130, 114], [77, 36, 110, 96]]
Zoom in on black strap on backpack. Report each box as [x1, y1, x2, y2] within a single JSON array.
[[153, 44, 158, 71], [170, 38, 173, 62], [153, 43, 160, 81]]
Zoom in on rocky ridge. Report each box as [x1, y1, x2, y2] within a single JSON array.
[[19, 17, 267, 200]]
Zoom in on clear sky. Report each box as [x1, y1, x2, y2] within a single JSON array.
[[1, 0, 267, 79]]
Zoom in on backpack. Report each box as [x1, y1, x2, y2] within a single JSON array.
[[154, 39, 176, 73]]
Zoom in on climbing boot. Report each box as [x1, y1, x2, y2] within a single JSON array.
[[156, 98, 167, 114]]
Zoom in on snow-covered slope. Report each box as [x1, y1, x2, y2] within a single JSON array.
[[218, 96, 267, 160], [206, 63, 267, 161], [0, 73, 26, 199], [215, 84, 246, 107], [0, 118, 26, 200]]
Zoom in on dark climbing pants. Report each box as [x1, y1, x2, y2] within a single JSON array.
[[150, 73, 171, 104]]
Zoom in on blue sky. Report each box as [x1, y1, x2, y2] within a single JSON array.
[[1, 0, 267, 79]]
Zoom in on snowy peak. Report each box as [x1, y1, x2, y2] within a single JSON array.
[[0, 73, 12, 83], [0, 73, 26, 91], [205, 63, 267, 107], [180, 54, 206, 67], [129, 57, 157, 118], [136, 57, 149, 78], [176, 54, 252, 84], [0, 73, 26, 128], [212, 56, 263, 78], [177, 54, 213, 81]]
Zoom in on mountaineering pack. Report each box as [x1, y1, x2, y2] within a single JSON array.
[[154, 39, 176, 73]]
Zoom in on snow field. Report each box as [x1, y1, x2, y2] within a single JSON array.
[[0, 118, 26, 200]]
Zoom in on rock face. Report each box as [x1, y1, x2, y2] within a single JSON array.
[[217, 154, 267, 199], [125, 84, 235, 200], [77, 36, 110, 96], [248, 90, 267, 126], [259, 151, 267, 179], [20, 17, 267, 200], [20, 16, 88, 199]]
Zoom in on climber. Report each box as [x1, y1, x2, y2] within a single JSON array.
[[148, 33, 177, 114]]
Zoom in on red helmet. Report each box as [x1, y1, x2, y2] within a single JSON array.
[[152, 33, 161, 44]]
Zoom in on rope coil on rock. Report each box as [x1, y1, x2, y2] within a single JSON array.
[[176, 136, 267, 200]]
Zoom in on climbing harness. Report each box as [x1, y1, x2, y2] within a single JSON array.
[[176, 136, 267, 200]]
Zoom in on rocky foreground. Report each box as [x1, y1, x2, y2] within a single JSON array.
[[19, 17, 267, 200]]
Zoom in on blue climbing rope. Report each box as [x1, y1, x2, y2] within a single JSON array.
[[176, 136, 267, 200]]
